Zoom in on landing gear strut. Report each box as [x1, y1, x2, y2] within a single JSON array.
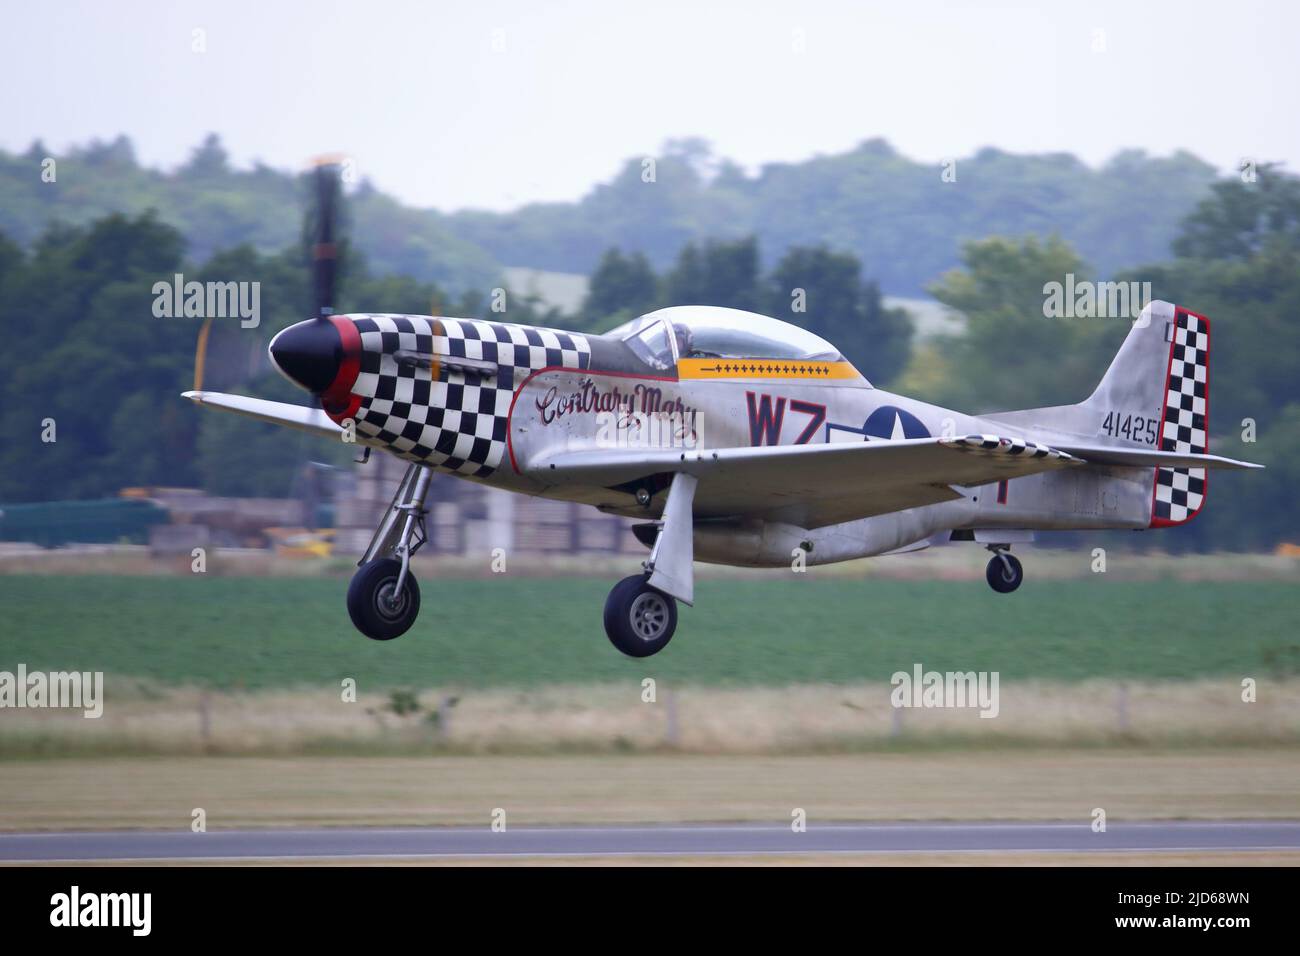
[[985, 546, 1024, 594], [348, 463, 431, 640], [602, 472, 696, 657]]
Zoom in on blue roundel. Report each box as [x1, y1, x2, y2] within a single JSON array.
[[863, 406, 931, 440]]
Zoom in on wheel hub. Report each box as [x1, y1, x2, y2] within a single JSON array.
[[629, 591, 669, 642], [376, 580, 408, 620]]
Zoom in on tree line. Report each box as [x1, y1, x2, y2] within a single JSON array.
[[0, 134, 1220, 299]]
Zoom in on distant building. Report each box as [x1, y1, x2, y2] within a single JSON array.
[[501, 267, 592, 317], [333, 452, 646, 559]]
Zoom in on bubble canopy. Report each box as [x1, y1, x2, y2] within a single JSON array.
[[608, 306, 853, 371]]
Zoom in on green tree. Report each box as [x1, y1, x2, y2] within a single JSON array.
[[920, 235, 1118, 412], [0, 213, 195, 501], [581, 248, 659, 328], [0, 134, 503, 294], [765, 244, 912, 385], [444, 138, 1215, 294], [1173, 164, 1300, 260], [664, 236, 761, 311], [0, 231, 22, 289]]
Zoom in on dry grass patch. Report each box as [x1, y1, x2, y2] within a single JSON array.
[[2, 678, 1296, 756]]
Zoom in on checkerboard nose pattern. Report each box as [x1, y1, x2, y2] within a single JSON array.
[[1152, 308, 1209, 526], [345, 315, 591, 477]]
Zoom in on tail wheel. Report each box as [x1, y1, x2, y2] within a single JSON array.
[[604, 574, 677, 657], [347, 558, 421, 640], [985, 553, 1024, 594]]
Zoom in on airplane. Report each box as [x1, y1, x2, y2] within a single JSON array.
[[184, 163, 1262, 657]]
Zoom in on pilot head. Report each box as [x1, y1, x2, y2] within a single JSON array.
[[673, 324, 694, 359]]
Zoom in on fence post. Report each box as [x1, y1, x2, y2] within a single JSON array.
[[664, 689, 680, 748], [198, 690, 212, 751]]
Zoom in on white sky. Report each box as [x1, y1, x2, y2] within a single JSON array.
[[2, 0, 1295, 211]]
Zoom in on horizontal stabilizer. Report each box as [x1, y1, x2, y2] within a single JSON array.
[[1055, 444, 1262, 471]]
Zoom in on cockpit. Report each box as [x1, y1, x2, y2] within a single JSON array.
[[606, 306, 860, 380]]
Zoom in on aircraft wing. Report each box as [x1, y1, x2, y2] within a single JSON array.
[[182, 391, 344, 439], [529, 434, 1084, 528]]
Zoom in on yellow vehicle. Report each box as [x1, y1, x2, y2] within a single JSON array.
[[264, 527, 335, 559]]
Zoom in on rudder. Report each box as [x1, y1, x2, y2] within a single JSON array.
[[1150, 307, 1209, 526]]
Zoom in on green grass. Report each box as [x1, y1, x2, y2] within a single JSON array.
[[2, 575, 1297, 689]]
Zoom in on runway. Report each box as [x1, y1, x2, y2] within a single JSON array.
[[2, 821, 1298, 862]]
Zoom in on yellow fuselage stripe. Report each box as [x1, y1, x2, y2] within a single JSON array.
[[676, 358, 861, 380]]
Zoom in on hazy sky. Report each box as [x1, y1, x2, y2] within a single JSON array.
[[2, 0, 1295, 211]]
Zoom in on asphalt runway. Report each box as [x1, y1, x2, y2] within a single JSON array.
[[1, 821, 1298, 862]]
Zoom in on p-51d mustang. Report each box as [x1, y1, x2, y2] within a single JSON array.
[[185, 165, 1261, 657]]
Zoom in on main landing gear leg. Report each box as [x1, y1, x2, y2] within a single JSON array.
[[985, 544, 1024, 594], [347, 463, 431, 640], [604, 473, 697, 658]]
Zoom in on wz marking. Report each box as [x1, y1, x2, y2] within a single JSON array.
[[746, 392, 826, 445]]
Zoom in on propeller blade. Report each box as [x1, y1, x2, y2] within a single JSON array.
[[192, 316, 215, 392], [310, 159, 342, 320]]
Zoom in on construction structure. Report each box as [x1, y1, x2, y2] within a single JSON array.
[[333, 452, 645, 560]]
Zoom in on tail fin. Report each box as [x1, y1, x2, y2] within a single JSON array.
[[1083, 301, 1210, 526], [987, 300, 1211, 526], [1087, 300, 1184, 415]]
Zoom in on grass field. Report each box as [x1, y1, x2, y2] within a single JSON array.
[[2, 575, 1298, 689]]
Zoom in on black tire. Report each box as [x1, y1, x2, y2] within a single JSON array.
[[347, 558, 421, 640], [986, 553, 1024, 593], [603, 574, 677, 657]]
